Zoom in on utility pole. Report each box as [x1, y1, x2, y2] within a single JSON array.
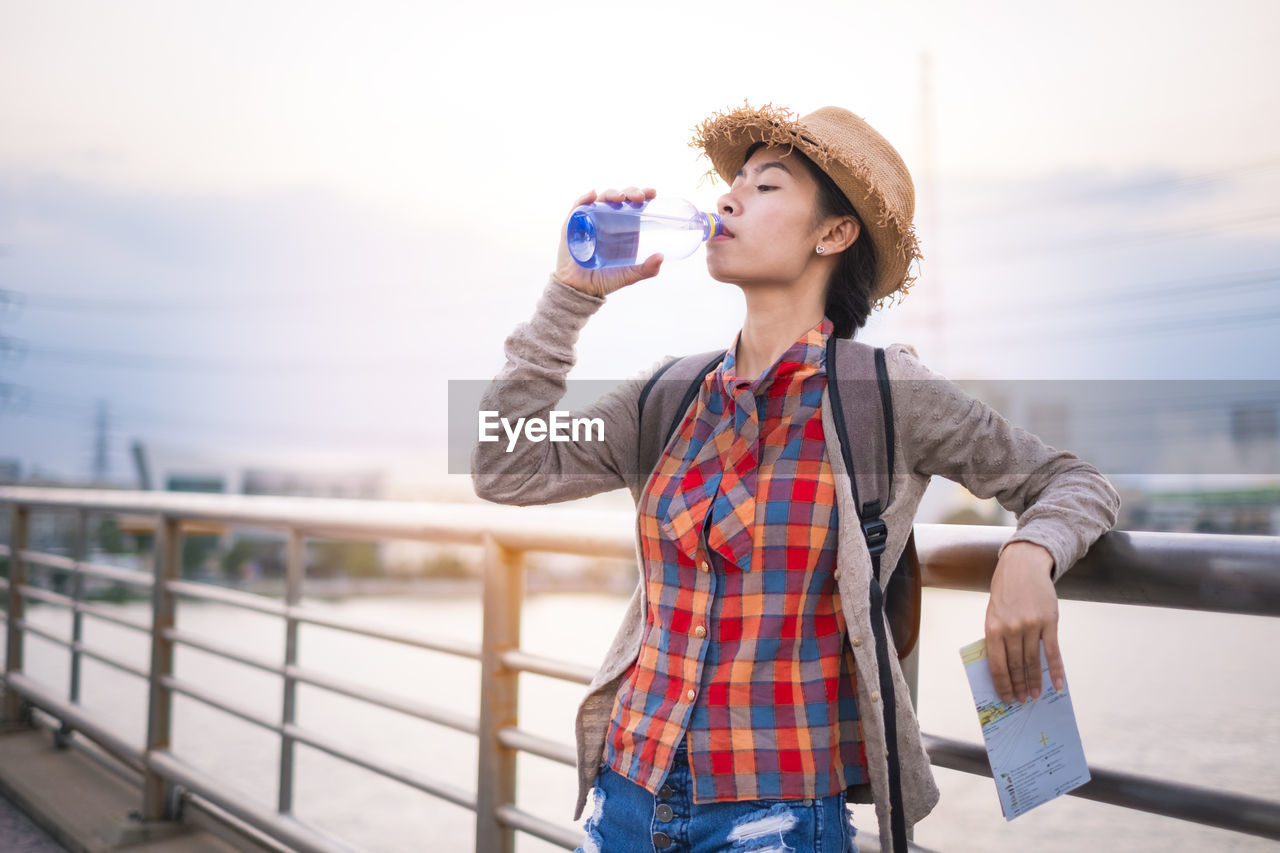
[[93, 399, 111, 485], [0, 286, 27, 482], [919, 51, 945, 370]]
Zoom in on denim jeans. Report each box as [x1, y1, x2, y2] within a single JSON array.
[[576, 737, 859, 853]]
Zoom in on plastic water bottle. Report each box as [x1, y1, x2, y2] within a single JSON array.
[[566, 197, 724, 269]]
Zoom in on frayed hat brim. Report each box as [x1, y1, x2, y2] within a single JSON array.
[[691, 103, 920, 306]]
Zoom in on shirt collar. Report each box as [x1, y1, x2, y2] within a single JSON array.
[[718, 316, 833, 395]]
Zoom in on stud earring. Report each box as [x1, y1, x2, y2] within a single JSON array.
[[815, 245, 826, 254]]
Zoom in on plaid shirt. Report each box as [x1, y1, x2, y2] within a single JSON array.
[[604, 317, 868, 802]]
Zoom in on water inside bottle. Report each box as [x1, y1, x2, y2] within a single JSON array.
[[567, 202, 709, 269]]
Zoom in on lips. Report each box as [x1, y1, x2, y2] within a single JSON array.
[[712, 223, 735, 240]]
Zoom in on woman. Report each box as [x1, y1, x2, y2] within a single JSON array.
[[472, 104, 1120, 853]]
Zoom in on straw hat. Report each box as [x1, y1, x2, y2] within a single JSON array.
[[692, 103, 920, 304]]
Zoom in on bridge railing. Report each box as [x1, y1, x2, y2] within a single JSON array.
[[1, 486, 1278, 852]]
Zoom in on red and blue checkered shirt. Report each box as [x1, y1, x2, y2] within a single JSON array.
[[604, 316, 868, 802]]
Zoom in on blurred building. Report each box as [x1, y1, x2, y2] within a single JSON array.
[[139, 442, 384, 499]]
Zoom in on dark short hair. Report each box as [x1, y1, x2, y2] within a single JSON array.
[[744, 142, 877, 338]]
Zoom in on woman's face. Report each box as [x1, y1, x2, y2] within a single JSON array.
[[705, 145, 827, 288]]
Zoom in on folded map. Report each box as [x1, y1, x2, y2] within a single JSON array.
[[960, 637, 1091, 819]]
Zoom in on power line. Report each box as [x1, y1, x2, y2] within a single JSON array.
[[956, 156, 1280, 220], [943, 268, 1280, 318], [7, 340, 431, 374], [950, 303, 1280, 343], [4, 384, 436, 445], [959, 206, 1280, 266]]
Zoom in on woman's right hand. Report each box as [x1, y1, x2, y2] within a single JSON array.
[[554, 187, 665, 298]]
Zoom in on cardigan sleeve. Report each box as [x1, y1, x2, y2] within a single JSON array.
[[885, 343, 1120, 580], [470, 276, 657, 506]]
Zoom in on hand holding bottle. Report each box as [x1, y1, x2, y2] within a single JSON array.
[[554, 187, 664, 299]]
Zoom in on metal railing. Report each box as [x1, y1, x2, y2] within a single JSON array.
[[1, 485, 1278, 852]]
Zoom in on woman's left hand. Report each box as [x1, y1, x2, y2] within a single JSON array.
[[984, 541, 1062, 705]]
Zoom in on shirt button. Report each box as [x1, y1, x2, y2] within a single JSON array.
[[850, 636, 862, 648], [699, 560, 710, 572], [870, 690, 881, 702], [694, 625, 707, 638], [833, 568, 842, 580], [686, 688, 696, 701], [656, 803, 674, 822], [653, 831, 673, 848], [658, 783, 674, 799]]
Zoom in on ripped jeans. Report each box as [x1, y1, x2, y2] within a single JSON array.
[[576, 737, 858, 853]]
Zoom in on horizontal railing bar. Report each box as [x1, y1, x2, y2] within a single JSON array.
[[0, 488, 634, 557], [166, 579, 288, 617], [13, 584, 152, 633], [282, 722, 478, 812], [922, 734, 1280, 840], [495, 803, 581, 850], [70, 599, 152, 633], [15, 583, 74, 608], [15, 615, 150, 680], [500, 649, 595, 686], [18, 550, 77, 571], [161, 582, 482, 660], [4, 672, 145, 773], [20, 590, 150, 633], [72, 560, 155, 588], [289, 607, 482, 660], [28, 706, 147, 786], [915, 524, 1280, 617], [14, 618, 72, 650], [73, 640, 150, 681], [285, 664, 479, 736], [182, 793, 299, 853], [5, 487, 1279, 617], [14, 550, 154, 587], [160, 674, 281, 734], [147, 749, 358, 853], [165, 627, 282, 676], [163, 623, 480, 734], [496, 726, 575, 767]]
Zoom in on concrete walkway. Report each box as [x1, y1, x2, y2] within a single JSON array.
[[0, 725, 264, 853], [0, 788, 68, 852]]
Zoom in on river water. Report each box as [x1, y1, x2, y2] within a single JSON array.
[[16, 588, 1280, 852]]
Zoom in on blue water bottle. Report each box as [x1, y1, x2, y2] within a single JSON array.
[[566, 197, 725, 269]]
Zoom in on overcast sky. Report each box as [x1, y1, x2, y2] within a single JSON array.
[[2, 0, 1278, 492]]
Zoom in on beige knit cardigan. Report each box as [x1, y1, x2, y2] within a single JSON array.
[[471, 278, 1121, 853]]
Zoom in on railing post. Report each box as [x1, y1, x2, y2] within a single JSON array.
[[475, 534, 524, 853], [68, 511, 88, 702], [142, 514, 181, 821], [3, 504, 29, 725], [278, 528, 304, 814], [56, 509, 90, 747]]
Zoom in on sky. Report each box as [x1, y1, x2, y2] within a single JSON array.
[[1, 0, 1279, 493]]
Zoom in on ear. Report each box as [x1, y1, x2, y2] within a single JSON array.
[[820, 216, 861, 254]]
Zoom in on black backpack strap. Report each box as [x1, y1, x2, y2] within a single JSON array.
[[827, 336, 908, 853], [875, 347, 895, 487], [636, 350, 725, 485]]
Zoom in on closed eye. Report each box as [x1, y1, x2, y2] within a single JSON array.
[[757, 184, 777, 192]]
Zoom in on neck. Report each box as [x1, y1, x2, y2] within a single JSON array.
[[734, 281, 828, 380]]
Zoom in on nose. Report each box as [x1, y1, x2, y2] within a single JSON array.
[[718, 191, 736, 216]]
